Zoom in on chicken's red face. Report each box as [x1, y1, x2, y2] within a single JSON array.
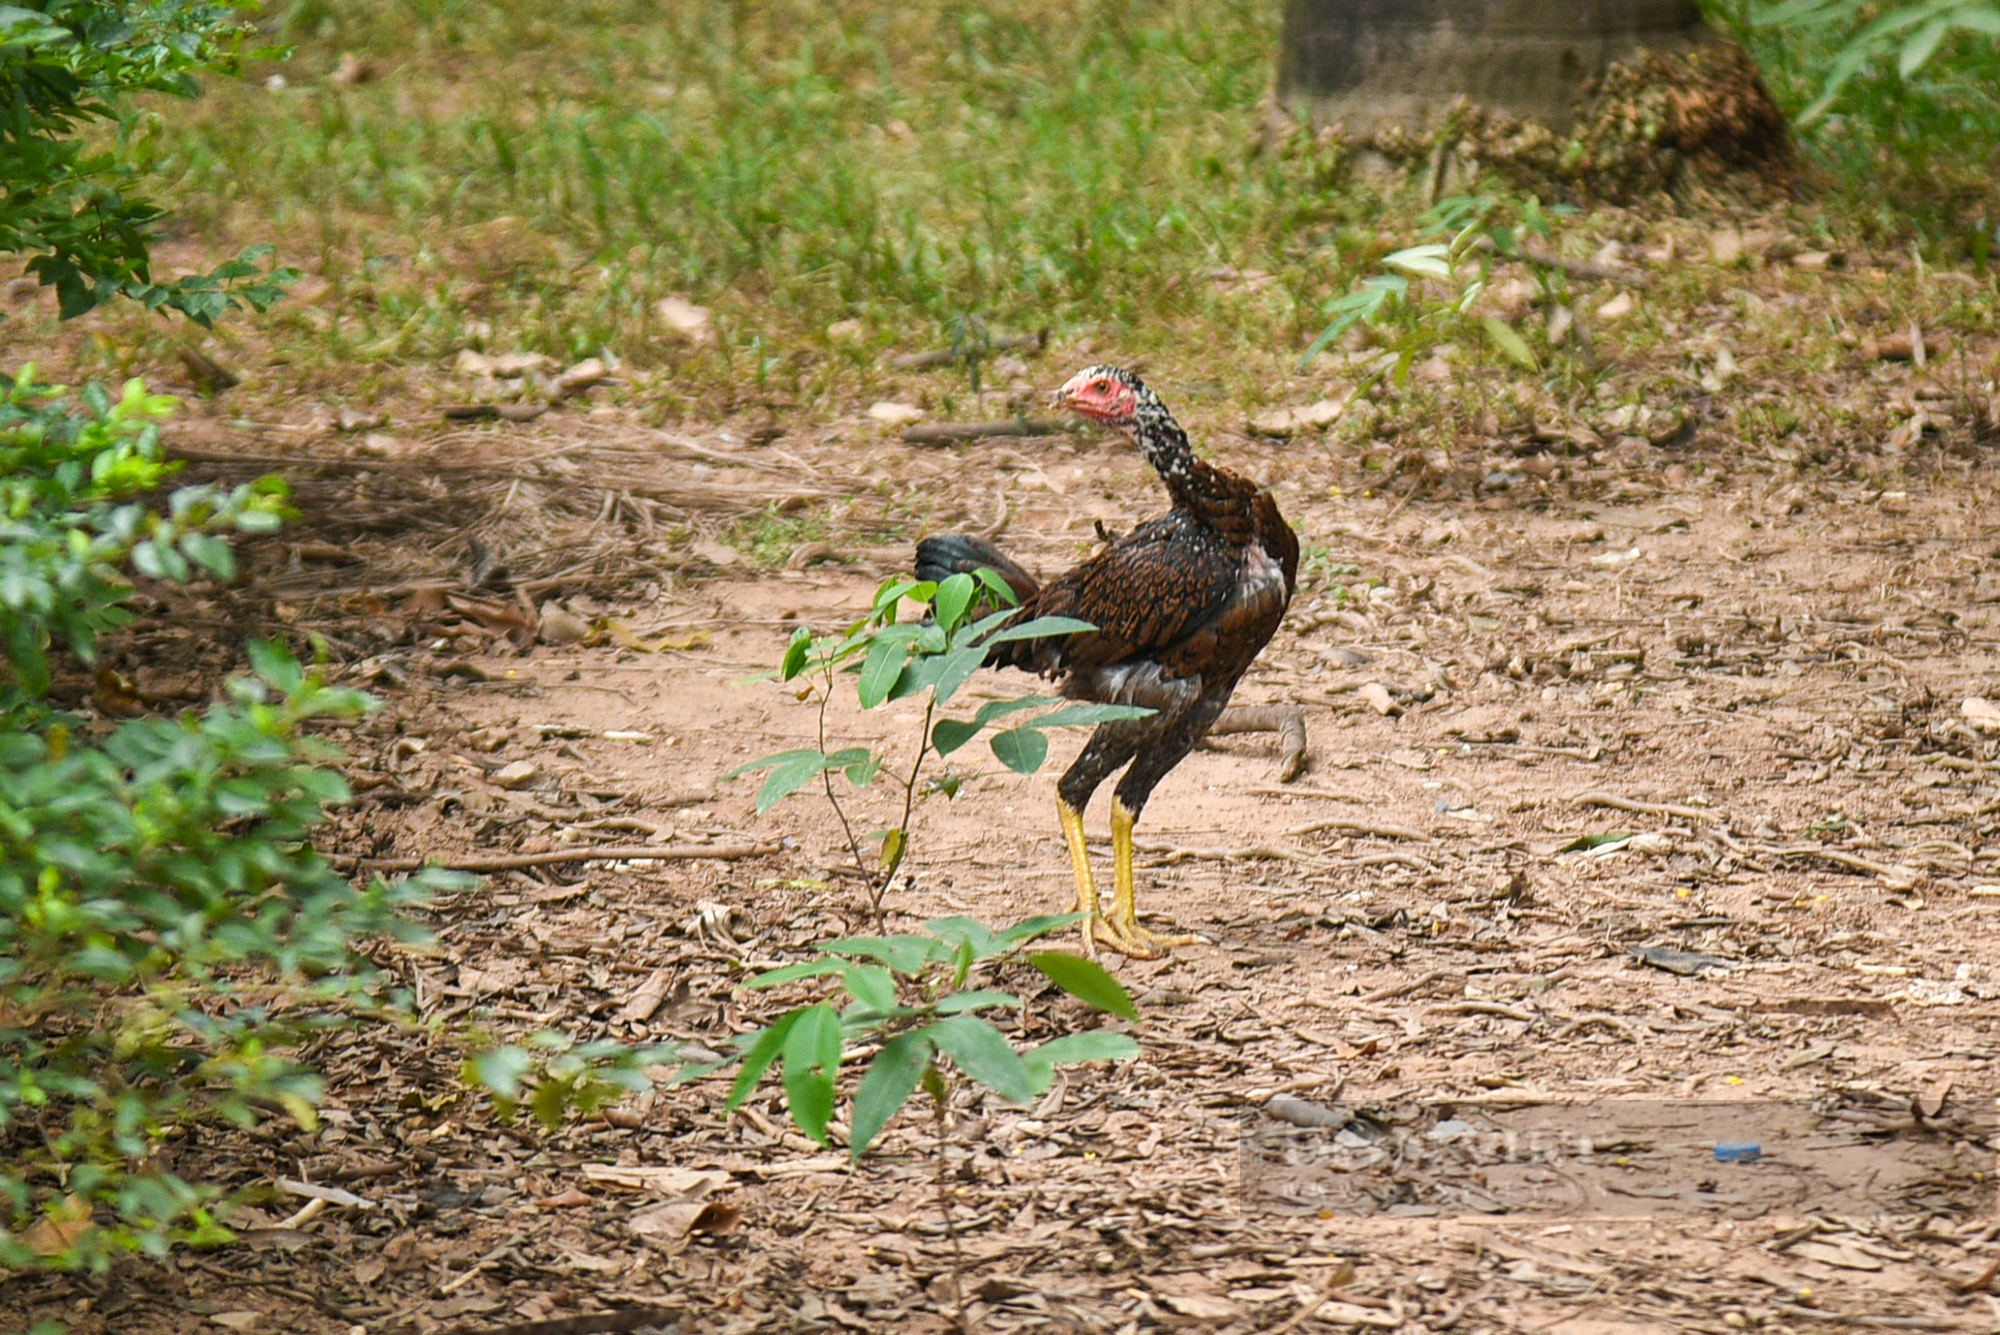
[[1052, 366, 1139, 429]]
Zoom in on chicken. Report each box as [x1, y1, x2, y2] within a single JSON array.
[[916, 365, 1298, 957]]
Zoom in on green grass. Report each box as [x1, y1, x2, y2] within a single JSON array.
[[47, 0, 2000, 423], [1710, 0, 2000, 251], [132, 0, 1351, 395]]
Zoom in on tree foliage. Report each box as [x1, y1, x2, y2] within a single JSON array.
[[0, 1, 295, 322]]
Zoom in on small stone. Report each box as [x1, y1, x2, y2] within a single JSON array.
[[866, 400, 924, 425], [1358, 681, 1399, 716], [655, 296, 714, 343], [1595, 292, 1635, 321], [538, 602, 591, 645], [491, 760, 540, 790], [551, 357, 609, 400], [1249, 398, 1345, 436], [1963, 697, 2000, 732], [827, 318, 863, 341]]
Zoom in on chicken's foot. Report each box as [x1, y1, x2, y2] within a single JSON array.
[[1106, 798, 1199, 958]]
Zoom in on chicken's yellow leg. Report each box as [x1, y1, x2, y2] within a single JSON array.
[[1108, 797, 1198, 957], [1059, 800, 1105, 958]]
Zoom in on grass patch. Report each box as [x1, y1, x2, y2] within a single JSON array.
[[13, 0, 1996, 444]]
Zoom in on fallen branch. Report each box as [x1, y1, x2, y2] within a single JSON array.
[[1356, 969, 1460, 1006], [1766, 1305, 1961, 1330], [1430, 1000, 1536, 1023], [448, 1310, 679, 1335], [889, 328, 1046, 370], [1133, 840, 1315, 864], [441, 402, 548, 423], [353, 842, 780, 873], [1572, 791, 1718, 824], [1755, 845, 1899, 877], [1285, 817, 1435, 843], [901, 416, 1086, 445], [1472, 234, 1652, 288], [1550, 1012, 1643, 1042], [1207, 704, 1309, 781]]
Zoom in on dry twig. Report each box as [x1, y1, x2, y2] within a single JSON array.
[[1208, 704, 1309, 781], [901, 417, 1086, 445], [354, 842, 779, 872], [1572, 791, 1719, 823]]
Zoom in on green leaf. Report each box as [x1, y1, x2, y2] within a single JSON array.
[[748, 958, 848, 988], [725, 1009, 804, 1113], [1026, 1032, 1141, 1066], [1028, 702, 1155, 729], [990, 726, 1049, 774], [780, 627, 811, 680], [972, 566, 1020, 606], [843, 963, 898, 1012], [980, 615, 1096, 647], [931, 716, 981, 756], [471, 1046, 532, 1100], [1481, 316, 1539, 372], [857, 636, 911, 709], [880, 826, 907, 875], [179, 531, 236, 580], [931, 573, 976, 635], [1382, 243, 1452, 278], [1899, 14, 1951, 74], [926, 646, 989, 708], [849, 1032, 934, 1157], [874, 578, 929, 615], [933, 989, 1020, 1014], [823, 934, 947, 974], [924, 916, 1010, 960], [782, 1003, 843, 1144], [754, 750, 834, 814], [1029, 951, 1140, 1021], [999, 913, 1082, 945], [925, 1015, 1043, 1103], [1557, 831, 1635, 853], [1300, 285, 1395, 368], [1954, 6, 2000, 35]]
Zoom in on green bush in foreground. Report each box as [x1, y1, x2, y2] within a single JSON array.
[[0, 368, 449, 1270], [0, 1, 294, 321]]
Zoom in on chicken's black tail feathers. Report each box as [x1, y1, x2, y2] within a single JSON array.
[[913, 534, 1040, 603]]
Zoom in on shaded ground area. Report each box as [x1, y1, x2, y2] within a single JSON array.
[[6, 216, 2000, 1335]]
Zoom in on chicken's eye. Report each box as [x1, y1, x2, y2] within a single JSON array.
[[1092, 379, 1111, 393]]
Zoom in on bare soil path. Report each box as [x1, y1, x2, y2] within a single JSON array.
[[8, 242, 2000, 1335]]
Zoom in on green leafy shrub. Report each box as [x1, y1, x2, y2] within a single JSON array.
[[0, 1, 295, 321], [731, 570, 1151, 906], [466, 1031, 677, 1131], [1302, 194, 1569, 374], [0, 368, 286, 708], [708, 916, 1140, 1158], [0, 368, 453, 1270]]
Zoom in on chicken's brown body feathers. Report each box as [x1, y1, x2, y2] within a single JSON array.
[[992, 460, 1296, 710]]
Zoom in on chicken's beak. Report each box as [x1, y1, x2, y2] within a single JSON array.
[[1049, 385, 1073, 411]]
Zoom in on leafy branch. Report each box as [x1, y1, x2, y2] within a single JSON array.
[[1300, 194, 1570, 378], [1754, 0, 2000, 126], [700, 915, 1140, 1158], [730, 570, 1150, 913]]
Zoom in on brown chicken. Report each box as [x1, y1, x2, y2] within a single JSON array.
[[916, 365, 1299, 957]]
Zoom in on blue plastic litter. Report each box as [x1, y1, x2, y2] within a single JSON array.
[[1714, 1142, 1761, 1163]]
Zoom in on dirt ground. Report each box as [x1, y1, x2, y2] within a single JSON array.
[[8, 234, 2000, 1335]]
